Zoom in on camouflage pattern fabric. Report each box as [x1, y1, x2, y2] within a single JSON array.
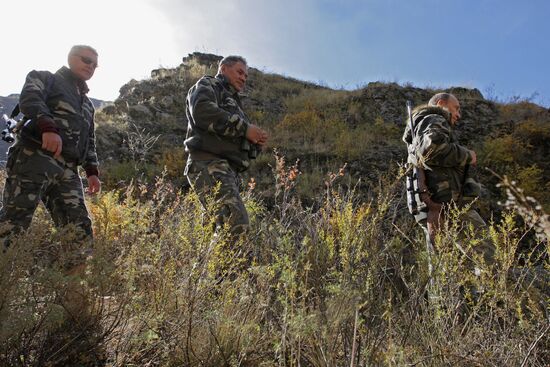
[[0, 66, 97, 264], [185, 158, 249, 236], [403, 105, 477, 204], [404, 106, 548, 303], [403, 105, 496, 269], [18, 67, 98, 170], [0, 146, 93, 262], [185, 74, 257, 172], [418, 207, 495, 267]]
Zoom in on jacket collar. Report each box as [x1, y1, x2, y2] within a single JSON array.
[[215, 73, 238, 95], [57, 66, 90, 95], [413, 105, 451, 124], [402, 105, 452, 145]]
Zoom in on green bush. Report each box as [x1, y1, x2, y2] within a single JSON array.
[[0, 162, 548, 366], [274, 109, 348, 154]]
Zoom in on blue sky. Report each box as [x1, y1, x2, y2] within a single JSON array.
[[1, 0, 548, 106]]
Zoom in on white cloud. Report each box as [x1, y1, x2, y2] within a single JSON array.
[[0, 0, 451, 101], [1, 0, 548, 105], [1, 0, 180, 101], [149, 0, 368, 86]]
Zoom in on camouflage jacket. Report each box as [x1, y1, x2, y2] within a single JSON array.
[[185, 74, 252, 172], [17, 66, 98, 174], [403, 105, 479, 204]]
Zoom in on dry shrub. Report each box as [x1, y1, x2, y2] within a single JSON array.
[[0, 157, 548, 366]]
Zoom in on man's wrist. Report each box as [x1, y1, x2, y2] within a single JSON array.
[[38, 116, 59, 134], [85, 166, 99, 178], [464, 149, 473, 164]]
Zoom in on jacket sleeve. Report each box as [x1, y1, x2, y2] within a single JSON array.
[[83, 105, 99, 176], [18, 70, 54, 119], [415, 115, 473, 168], [19, 70, 59, 133], [187, 78, 248, 138]]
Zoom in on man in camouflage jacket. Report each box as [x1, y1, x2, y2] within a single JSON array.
[[403, 93, 495, 267], [0, 45, 101, 264], [185, 55, 268, 236]]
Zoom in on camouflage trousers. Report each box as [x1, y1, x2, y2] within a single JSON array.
[[417, 206, 496, 272], [417, 205, 549, 311], [185, 158, 249, 236], [0, 145, 93, 260]]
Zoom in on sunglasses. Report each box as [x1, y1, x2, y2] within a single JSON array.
[[75, 55, 98, 68]]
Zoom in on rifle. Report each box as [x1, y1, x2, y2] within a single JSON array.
[[405, 101, 442, 243], [405, 101, 428, 216]]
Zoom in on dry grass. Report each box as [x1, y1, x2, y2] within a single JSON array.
[[0, 158, 548, 366]]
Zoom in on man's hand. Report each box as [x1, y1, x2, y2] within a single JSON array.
[[246, 124, 268, 146], [42, 132, 62, 158], [469, 150, 477, 166], [86, 175, 101, 195], [426, 200, 443, 244]]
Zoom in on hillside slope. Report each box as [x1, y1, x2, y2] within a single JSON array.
[[95, 52, 550, 211]]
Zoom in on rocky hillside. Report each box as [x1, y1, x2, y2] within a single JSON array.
[[1, 54, 549, 367], [0, 94, 20, 117], [93, 52, 550, 213]]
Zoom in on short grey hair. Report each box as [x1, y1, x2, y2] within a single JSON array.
[[68, 45, 98, 57], [218, 55, 247, 72], [428, 92, 457, 106]]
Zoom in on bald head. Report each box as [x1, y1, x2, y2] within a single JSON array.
[[428, 93, 458, 107], [429, 93, 461, 124]]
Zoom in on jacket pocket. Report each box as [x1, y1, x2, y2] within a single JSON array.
[[427, 171, 452, 203]]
